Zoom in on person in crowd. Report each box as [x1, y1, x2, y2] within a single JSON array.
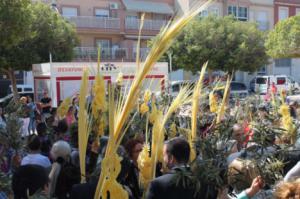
[[72, 94, 79, 120], [20, 96, 30, 137], [284, 161, 300, 182], [289, 101, 298, 119], [70, 146, 134, 199], [69, 122, 79, 168], [12, 164, 49, 199], [27, 95, 37, 134], [258, 104, 269, 122], [125, 139, 143, 166], [0, 107, 6, 127], [21, 134, 51, 169], [65, 106, 75, 127], [274, 179, 300, 199], [54, 119, 70, 142], [146, 137, 196, 199], [36, 122, 52, 157], [125, 139, 143, 199], [40, 91, 52, 121], [237, 176, 264, 199], [49, 140, 80, 199], [232, 124, 245, 152]]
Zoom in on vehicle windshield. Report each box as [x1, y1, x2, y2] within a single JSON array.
[[256, 77, 267, 84], [230, 82, 247, 91]]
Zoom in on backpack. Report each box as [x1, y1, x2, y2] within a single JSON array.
[[55, 158, 81, 199]]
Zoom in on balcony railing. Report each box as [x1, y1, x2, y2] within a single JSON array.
[[66, 16, 120, 29], [125, 18, 167, 31], [256, 20, 269, 31], [73, 47, 150, 61]]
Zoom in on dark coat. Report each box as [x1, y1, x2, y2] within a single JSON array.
[[70, 179, 97, 199], [70, 178, 135, 199], [146, 166, 198, 199]]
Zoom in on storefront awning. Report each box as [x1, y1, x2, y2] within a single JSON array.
[[122, 0, 174, 15]]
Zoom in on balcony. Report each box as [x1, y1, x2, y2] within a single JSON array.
[[66, 16, 120, 30], [73, 47, 150, 62], [256, 21, 270, 31], [125, 18, 167, 31]]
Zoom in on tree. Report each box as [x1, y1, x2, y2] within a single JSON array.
[[0, 0, 78, 100], [166, 16, 269, 74], [265, 15, 300, 58]]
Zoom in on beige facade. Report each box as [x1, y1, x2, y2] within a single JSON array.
[[176, 0, 274, 30], [42, 0, 174, 61], [174, 0, 275, 84]]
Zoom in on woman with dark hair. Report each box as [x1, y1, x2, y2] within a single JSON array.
[[125, 139, 143, 166], [12, 165, 49, 199], [125, 139, 143, 199]]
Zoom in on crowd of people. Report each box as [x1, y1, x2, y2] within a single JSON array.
[[1, 87, 300, 199]]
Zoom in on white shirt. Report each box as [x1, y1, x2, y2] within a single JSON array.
[[21, 153, 51, 168]]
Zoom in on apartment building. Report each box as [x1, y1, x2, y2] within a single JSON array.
[[48, 0, 174, 62], [271, 0, 300, 80]]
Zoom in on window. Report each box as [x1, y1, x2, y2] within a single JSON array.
[[279, 7, 288, 21], [256, 11, 269, 30], [96, 39, 111, 58], [172, 84, 180, 92], [199, 10, 208, 17], [230, 82, 247, 91], [257, 66, 267, 75], [238, 7, 248, 21], [228, 6, 248, 21], [62, 7, 78, 17], [96, 39, 110, 49], [95, 9, 109, 18], [275, 58, 291, 67], [296, 8, 300, 15], [209, 7, 219, 16], [126, 12, 138, 20], [256, 77, 267, 84], [228, 6, 237, 17], [24, 88, 33, 92], [277, 77, 286, 85]]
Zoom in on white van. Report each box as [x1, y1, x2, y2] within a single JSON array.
[[255, 75, 299, 94], [7, 84, 34, 94], [0, 84, 34, 106]]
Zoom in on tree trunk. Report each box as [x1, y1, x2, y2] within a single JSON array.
[[6, 68, 19, 102]]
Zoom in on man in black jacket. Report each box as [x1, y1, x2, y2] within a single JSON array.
[[146, 137, 197, 199]]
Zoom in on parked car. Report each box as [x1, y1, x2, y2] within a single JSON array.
[[0, 84, 34, 107], [229, 82, 249, 99], [170, 80, 195, 98]]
